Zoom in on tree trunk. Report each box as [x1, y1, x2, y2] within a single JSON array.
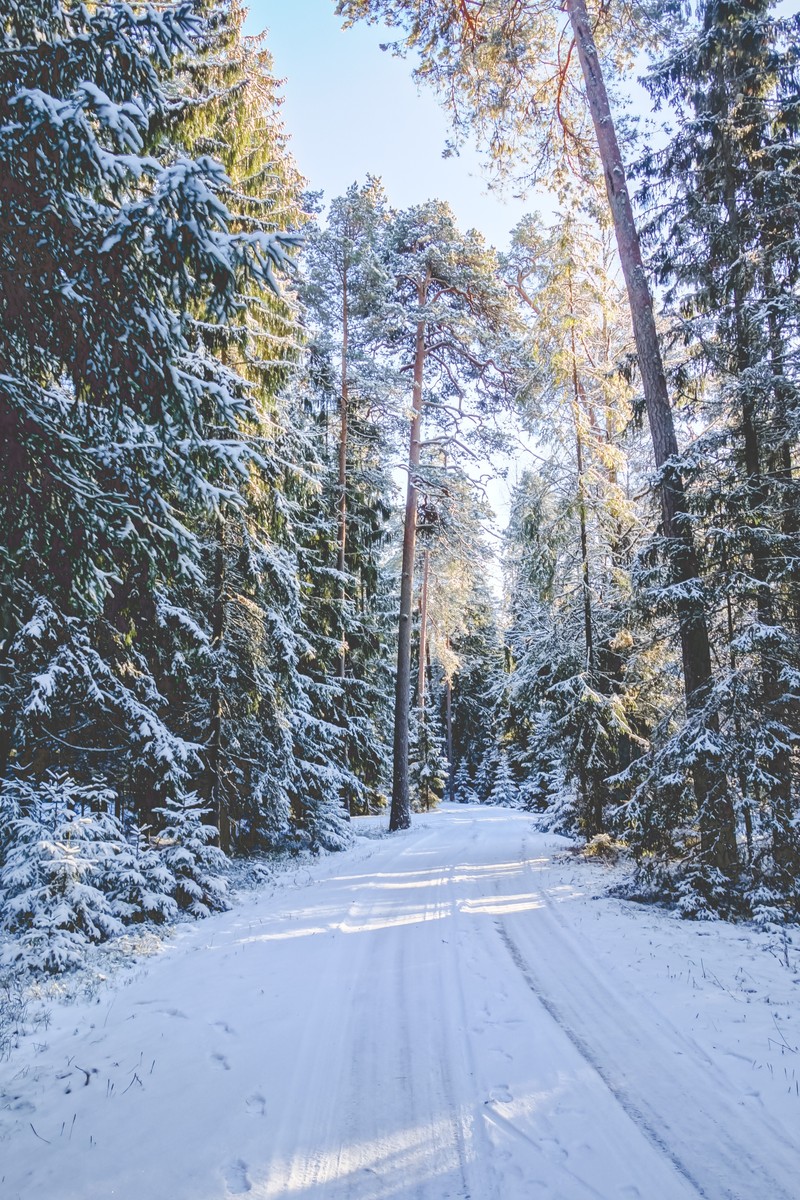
[[724, 191, 793, 869], [765, 294, 799, 869], [338, 270, 349, 680], [390, 311, 427, 831], [565, 0, 737, 871], [763, 263, 800, 632], [417, 547, 431, 708], [444, 674, 454, 801], [725, 582, 753, 861], [337, 270, 353, 821], [568, 275, 595, 676], [569, 297, 604, 836], [208, 516, 230, 853]]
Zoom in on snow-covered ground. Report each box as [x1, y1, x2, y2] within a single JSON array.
[[1, 805, 798, 1200]]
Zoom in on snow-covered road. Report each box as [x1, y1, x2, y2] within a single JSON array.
[[1, 806, 799, 1200]]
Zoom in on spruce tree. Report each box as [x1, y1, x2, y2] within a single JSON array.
[[487, 752, 521, 808], [299, 182, 396, 817], [0, 0, 297, 910], [639, 0, 800, 904], [452, 760, 479, 805]]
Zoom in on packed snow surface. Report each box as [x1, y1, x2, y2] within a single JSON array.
[[2, 805, 799, 1199]]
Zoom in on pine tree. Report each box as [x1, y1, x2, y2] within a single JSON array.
[[300, 179, 391, 672], [337, 0, 739, 873], [379, 201, 518, 830], [411, 471, 505, 795]]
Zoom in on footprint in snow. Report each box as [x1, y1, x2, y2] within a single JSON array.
[[487, 1085, 513, 1104], [211, 1052, 231, 1071], [224, 1158, 252, 1194], [540, 1137, 569, 1161], [213, 1021, 236, 1036], [245, 1092, 266, 1117]]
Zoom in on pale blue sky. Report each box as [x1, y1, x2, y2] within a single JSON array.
[[246, 0, 538, 249]]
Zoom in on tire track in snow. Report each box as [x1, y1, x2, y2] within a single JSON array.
[[270, 819, 456, 1200], [458, 834, 672, 1199], [393, 824, 480, 1200], [519, 851, 800, 1200], [421, 838, 506, 1200], [494, 920, 711, 1199], [260, 869, 388, 1198], [442, 864, 503, 1200]]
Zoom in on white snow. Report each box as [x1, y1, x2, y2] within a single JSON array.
[[1, 805, 799, 1200]]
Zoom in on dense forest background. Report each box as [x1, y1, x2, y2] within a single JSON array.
[[1, 0, 798, 973]]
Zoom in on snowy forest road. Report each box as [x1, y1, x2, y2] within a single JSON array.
[[2, 806, 799, 1200]]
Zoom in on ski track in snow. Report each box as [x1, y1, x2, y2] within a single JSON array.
[[1, 805, 799, 1200]]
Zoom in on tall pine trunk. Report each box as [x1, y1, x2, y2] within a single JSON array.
[[444, 673, 454, 801], [764, 272, 799, 869], [208, 516, 230, 853], [568, 279, 604, 835], [417, 547, 431, 707], [764, 266, 800, 635], [337, 270, 352, 821], [723, 181, 793, 868], [338, 272, 349, 681], [390, 310, 427, 831], [568, 275, 595, 678], [565, 0, 737, 871]]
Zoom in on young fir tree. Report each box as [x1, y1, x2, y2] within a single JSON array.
[[409, 697, 450, 811], [0, 775, 125, 973], [0, 773, 192, 972], [452, 760, 479, 805], [487, 752, 521, 808]]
